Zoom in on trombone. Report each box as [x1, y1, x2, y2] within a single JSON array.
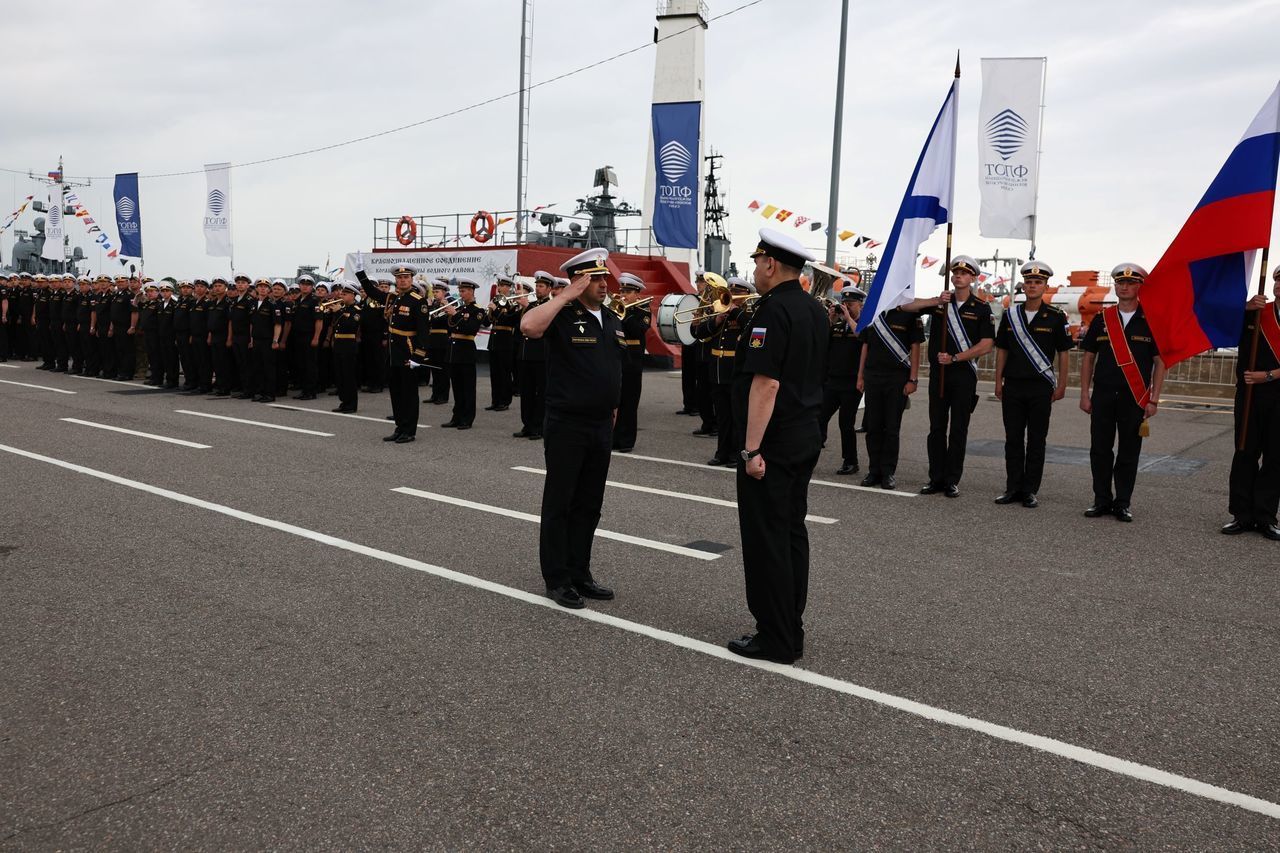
[[428, 296, 462, 317], [604, 294, 653, 319], [672, 290, 753, 321]]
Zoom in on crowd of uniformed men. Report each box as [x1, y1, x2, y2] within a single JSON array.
[[2, 233, 1276, 661]]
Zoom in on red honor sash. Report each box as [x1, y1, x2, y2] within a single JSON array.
[[1103, 306, 1151, 409], [1260, 302, 1280, 362]]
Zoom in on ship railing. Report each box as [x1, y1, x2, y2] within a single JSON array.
[[373, 211, 679, 259]]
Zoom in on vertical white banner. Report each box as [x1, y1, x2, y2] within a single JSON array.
[[41, 184, 65, 261], [978, 58, 1045, 240], [203, 162, 233, 257]]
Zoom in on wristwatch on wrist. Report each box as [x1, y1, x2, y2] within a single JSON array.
[[906, 378, 918, 385], [740, 448, 762, 461]]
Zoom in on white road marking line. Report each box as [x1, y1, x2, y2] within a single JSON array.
[[60, 418, 211, 449], [64, 373, 163, 389], [0, 363, 19, 369], [393, 486, 720, 560], [511, 465, 838, 525], [0, 378, 76, 395], [174, 409, 333, 436], [1, 441, 1276, 821], [268, 403, 406, 425], [613, 451, 919, 498]]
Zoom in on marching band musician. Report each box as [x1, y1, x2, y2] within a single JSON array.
[[922, 255, 995, 497], [442, 277, 485, 430], [427, 280, 453, 405], [993, 261, 1072, 508], [820, 285, 865, 476], [485, 275, 519, 412], [328, 282, 363, 414], [359, 274, 389, 394], [1223, 267, 1280, 541], [355, 258, 430, 443], [514, 271, 553, 440], [612, 272, 652, 453], [691, 274, 753, 466], [520, 248, 622, 610]]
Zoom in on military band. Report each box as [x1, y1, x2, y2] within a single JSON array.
[[820, 285, 864, 476], [612, 272, 651, 452]]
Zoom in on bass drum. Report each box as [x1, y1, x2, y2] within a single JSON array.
[[657, 293, 699, 346]]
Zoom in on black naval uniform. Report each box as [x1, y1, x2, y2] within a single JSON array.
[[229, 291, 254, 395], [679, 342, 701, 414], [1229, 303, 1280, 530], [517, 298, 548, 437], [158, 296, 179, 387], [330, 301, 362, 412], [925, 294, 995, 489], [22, 284, 40, 361], [273, 298, 293, 396], [249, 296, 283, 400], [486, 298, 520, 409], [692, 305, 746, 463], [58, 287, 77, 371], [34, 285, 52, 368], [612, 301, 651, 451], [732, 279, 827, 661], [539, 300, 624, 592], [820, 309, 864, 470], [188, 296, 211, 392], [174, 292, 194, 389], [446, 302, 486, 427], [138, 296, 161, 383], [207, 295, 231, 395], [427, 299, 452, 403], [859, 309, 924, 482], [290, 292, 320, 397], [1082, 306, 1160, 511], [359, 288, 388, 393], [110, 288, 137, 379], [94, 289, 114, 377], [994, 302, 1072, 498], [0, 281, 9, 361], [360, 274, 430, 438]]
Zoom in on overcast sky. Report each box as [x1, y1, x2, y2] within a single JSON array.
[[5, 0, 1279, 293]]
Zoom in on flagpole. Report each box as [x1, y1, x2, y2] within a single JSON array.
[[936, 53, 960, 395], [824, 0, 850, 267], [1237, 245, 1270, 452]]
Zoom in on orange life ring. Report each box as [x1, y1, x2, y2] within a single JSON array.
[[395, 216, 417, 247], [470, 210, 496, 243]]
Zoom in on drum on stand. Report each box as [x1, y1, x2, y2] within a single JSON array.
[[657, 293, 699, 346]]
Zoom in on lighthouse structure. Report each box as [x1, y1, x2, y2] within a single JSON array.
[[640, 0, 708, 279]]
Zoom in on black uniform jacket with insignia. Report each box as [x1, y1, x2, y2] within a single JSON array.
[[359, 272, 431, 363], [447, 303, 486, 364], [619, 303, 652, 370], [249, 297, 281, 341], [291, 293, 319, 341], [486, 300, 521, 354], [360, 287, 388, 338], [692, 306, 745, 385], [330, 304, 362, 344], [826, 316, 863, 388], [174, 294, 193, 335], [229, 292, 253, 339], [859, 308, 924, 374], [544, 301, 624, 420], [189, 296, 208, 341], [519, 298, 548, 362], [732, 279, 828, 443], [1081, 306, 1160, 388], [928, 293, 994, 365], [206, 296, 229, 341], [994, 303, 1074, 380]]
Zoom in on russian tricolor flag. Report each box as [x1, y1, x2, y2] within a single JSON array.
[[1141, 83, 1280, 366]]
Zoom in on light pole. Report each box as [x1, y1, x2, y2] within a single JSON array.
[[824, 0, 850, 266]]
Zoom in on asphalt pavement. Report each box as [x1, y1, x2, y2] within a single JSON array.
[[1, 360, 1278, 850]]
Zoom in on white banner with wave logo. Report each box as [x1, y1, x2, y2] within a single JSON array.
[[203, 162, 233, 257], [978, 58, 1045, 240], [41, 183, 65, 261]]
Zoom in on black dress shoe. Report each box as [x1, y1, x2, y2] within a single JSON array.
[[484, 405, 498, 411], [455, 424, 472, 430], [573, 579, 614, 600], [616, 446, 633, 453], [706, 456, 730, 466], [385, 414, 396, 420], [859, 474, 881, 487], [881, 475, 897, 491], [333, 406, 356, 413], [260, 395, 276, 403], [675, 408, 694, 415], [1113, 506, 1134, 523], [920, 483, 941, 495], [547, 584, 585, 609], [395, 434, 416, 443], [441, 421, 459, 428], [492, 405, 509, 411], [945, 485, 961, 499], [295, 393, 317, 401], [512, 429, 530, 438], [234, 392, 253, 399], [727, 634, 797, 664], [383, 433, 402, 442], [835, 462, 859, 476], [994, 492, 1022, 505], [1083, 503, 1112, 518], [1262, 524, 1280, 541], [527, 433, 542, 441], [214, 390, 230, 397], [1021, 493, 1039, 508], [691, 427, 715, 436], [1221, 520, 1255, 535]]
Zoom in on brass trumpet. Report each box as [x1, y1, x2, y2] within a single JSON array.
[[428, 296, 462, 318], [318, 298, 345, 313]]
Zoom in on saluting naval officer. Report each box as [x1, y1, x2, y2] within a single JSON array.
[[329, 282, 363, 413], [612, 272, 651, 452], [692, 274, 754, 466], [1079, 263, 1166, 522], [356, 258, 431, 443], [922, 255, 995, 497], [520, 248, 623, 609], [728, 228, 826, 664], [1222, 267, 1280, 541], [993, 261, 1073, 508]]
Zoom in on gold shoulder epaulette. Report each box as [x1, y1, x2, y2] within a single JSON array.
[[409, 291, 424, 300]]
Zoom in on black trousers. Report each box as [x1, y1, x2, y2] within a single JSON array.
[[520, 360, 546, 435], [212, 342, 232, 392], [735, 424, 820, 659], [450, 362, 477, 426], [144, 330, 162, 381], [318, 344, 333, 391], [97, 332, 115, 377], [388, 362, 420, 436], [30, 322, 46, 364], [680, 344, 699, 411], [274, 348, 289, 396], [177, 334, 194, 387], [489, 347, 514, 407], [613, 365, 642, 449], [1089, 384, 1145, 508], [191, 339, 211, 390], [428, 345, 450, 401], [539, 414, 612, 590], [37, 322, 53, 366], [114, 329, 136, 378], [926, 369, 978, 487], [54, 324, 69, 369], [1002, 377, 1054, 495], [863, 369, 909, 478], [161, 335, 179, 386], [820, 381, 862, 466], [293, 339, 318, 395], [711, 381, 735, 461], [334, 342, 359, 410], [1229, 384, 1280, 526], [79, 330, 96, 374], [360, 335, 386, 390], [251, 339, 276, 398], [697, 360, 715, 430]]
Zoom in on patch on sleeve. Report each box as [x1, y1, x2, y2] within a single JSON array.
[[749, 327, 767, 348]]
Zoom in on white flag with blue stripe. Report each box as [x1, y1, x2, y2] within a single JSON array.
[[856, 78, 959, 332]]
